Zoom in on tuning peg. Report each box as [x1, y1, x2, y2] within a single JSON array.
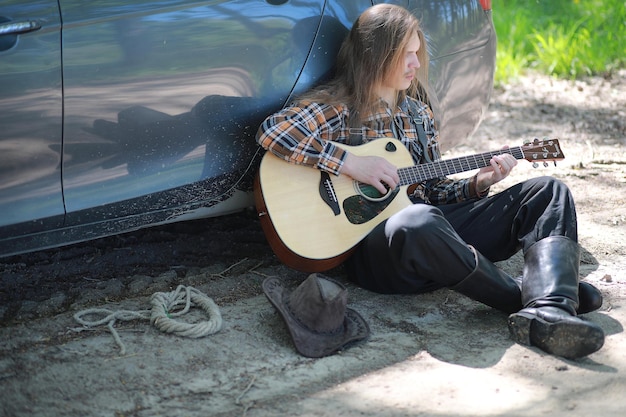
[[544, 162, 549, 167], [554, 161, 557, 167], [533, 162, 539, 168]]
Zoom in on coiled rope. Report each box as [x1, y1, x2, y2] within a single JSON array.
[[73, 285, 222, 355]]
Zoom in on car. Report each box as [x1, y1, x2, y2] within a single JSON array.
[[0, 0, 496, 258]]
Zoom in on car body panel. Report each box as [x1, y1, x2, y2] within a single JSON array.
[[0, 0, 496, 257], [59, 0, 325, 219], [375, 0, 495, 149], [0, 0, 63, 238], [413, 0, 496, 150]]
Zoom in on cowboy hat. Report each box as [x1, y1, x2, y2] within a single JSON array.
[[262, 273, 369, 358]]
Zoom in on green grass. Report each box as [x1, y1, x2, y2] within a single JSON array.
[[493, 0, 626, 84]]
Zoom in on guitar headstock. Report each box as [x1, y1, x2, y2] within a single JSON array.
[[522, 138, 564, 166]]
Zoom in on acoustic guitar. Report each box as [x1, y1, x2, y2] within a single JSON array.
[[254, 138, 564, 272]]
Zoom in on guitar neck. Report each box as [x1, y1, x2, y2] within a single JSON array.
[[398, 146, 524, 185]]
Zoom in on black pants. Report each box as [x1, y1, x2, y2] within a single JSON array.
[[346, 176, 578, 294]]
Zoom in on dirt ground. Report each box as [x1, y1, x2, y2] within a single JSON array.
[[1, 71, 625, 417]]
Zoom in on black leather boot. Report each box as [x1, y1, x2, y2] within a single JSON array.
[[576, 281, 603, 313], [451, 246, 603, 316], [507, 236, 604, 359], [511, 276, 603, 315], [452, 246, 522, 314]]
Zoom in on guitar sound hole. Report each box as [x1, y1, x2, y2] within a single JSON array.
[[355, 181, 390, 202]]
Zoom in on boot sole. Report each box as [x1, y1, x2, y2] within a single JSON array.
[[508, 311, 605, 360]]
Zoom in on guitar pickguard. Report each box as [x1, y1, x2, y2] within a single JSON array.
[[343, 188, 400, 224]]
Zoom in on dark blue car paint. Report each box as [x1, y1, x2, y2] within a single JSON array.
[[0, 0, 495, 257]]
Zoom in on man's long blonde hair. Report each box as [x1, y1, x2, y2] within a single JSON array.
[[300, 4, 429, 123]]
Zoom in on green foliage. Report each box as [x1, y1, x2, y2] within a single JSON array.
[[493, 0, 626, 84]]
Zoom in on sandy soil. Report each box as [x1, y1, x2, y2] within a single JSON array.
[[1, 72, 625, 417]]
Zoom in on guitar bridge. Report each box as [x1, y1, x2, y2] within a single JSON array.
[[319, 172, 340, 215]]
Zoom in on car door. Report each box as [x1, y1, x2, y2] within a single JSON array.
[[59, 0, 325, 227], [0, 0, 64, 240]]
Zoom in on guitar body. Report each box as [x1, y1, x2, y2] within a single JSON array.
[[255, 138, 414, 272]]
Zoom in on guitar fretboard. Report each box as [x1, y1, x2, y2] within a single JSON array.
[[398, 147, 525, 185]]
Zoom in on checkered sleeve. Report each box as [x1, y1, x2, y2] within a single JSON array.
[[256, 102, 348, 176], [422, 177, 475, 205], [407, 99, 479, 204], [422, 139, 476, 204]]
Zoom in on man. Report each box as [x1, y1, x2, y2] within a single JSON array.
[[256, 4, 604, 359]]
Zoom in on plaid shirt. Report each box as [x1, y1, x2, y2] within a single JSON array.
[[256, 96, 480, 205]]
